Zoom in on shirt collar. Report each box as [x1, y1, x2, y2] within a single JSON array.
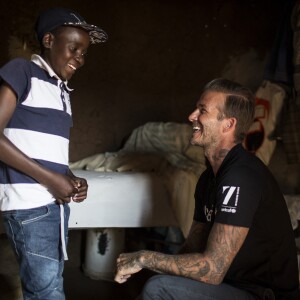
[[31, 54, 73, 92]]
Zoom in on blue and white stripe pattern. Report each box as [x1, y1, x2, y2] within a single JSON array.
[[0, 55, 73, 210]]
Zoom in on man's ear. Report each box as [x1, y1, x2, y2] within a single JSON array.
[[224, 118, 236, 132], [42, 33, 54, 49]]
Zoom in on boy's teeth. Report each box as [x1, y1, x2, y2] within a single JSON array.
[[68, 64, 76, 70]]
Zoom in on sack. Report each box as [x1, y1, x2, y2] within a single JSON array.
[[244, 80, 285, 165]]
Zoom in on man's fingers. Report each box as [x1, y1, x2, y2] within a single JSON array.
[[114, 273, 123, 283], [114, 273, 130, 284]]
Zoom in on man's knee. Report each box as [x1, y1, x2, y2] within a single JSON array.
[[138, 275, 173, 300]]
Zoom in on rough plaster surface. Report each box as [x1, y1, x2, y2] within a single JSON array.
[[69, 1, 281, 161]]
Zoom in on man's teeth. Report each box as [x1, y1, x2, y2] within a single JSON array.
[[193, 125, 201, 131], [68, 64, 76, 70], [192, 120, 201, 131]]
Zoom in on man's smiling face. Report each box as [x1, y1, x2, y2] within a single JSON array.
[[189, 91, 226, 149]]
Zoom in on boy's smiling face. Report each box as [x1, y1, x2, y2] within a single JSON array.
[[42, 26, 91, 81]]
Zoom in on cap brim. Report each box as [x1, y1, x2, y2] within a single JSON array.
[[64, 22, 108, 44]]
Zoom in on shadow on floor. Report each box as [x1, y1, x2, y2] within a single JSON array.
[[64, 265, 151, 300]]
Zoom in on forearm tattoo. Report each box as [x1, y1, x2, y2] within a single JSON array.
[[140, 223, 248, 284], [179, 222, 209, 254]]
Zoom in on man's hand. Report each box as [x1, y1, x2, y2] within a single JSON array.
[[114, 252, 143, 284]]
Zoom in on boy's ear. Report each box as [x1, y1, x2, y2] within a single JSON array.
[[42, 33, 54, 49]]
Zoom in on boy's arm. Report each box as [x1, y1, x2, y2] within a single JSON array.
[[0, 83, 78, 202]]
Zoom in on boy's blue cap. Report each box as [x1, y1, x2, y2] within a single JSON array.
[[35, 7, 108, 44]]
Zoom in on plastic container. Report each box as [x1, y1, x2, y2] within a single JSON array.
[[83, 228, 125, 281]]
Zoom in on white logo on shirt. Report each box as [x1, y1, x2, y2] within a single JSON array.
[[221, 186, 240, 213], [204, 206, 214, 222]]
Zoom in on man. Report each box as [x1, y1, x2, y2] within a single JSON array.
[[115, 78, 300, 299], [0, 7, 107, 300]]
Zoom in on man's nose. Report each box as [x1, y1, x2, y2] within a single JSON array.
[[188, 110, 198, 122]]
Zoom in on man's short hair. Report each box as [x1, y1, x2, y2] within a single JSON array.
[[203, 78, 255, 143]]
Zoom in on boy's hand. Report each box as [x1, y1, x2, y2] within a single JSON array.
[[55, 176, 88, 204], [44, 172, 79, 204], [71, 176, 88, 203]]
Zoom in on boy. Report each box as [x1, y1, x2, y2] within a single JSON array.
[[0, 7, 107, 299]]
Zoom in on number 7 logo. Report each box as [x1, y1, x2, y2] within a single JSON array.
[[222, 186, 240, 206]]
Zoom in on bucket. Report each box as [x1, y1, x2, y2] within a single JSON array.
[[83, 228, 125, 281]]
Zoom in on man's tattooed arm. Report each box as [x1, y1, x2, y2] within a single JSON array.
[[115, 223, 249, 284], [178, 221, 210, 254]]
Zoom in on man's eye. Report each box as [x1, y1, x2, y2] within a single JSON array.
[[200, 109, 206, 114]]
